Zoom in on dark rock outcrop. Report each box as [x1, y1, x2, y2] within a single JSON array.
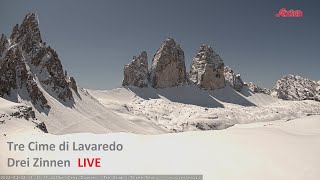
[[10, 13, 42, 53], [36, 122, 48, 133], [0, 34, 9, 57], [68, 77, 78, 92]]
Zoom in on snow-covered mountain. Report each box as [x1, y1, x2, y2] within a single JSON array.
[[272, 75, 320, 101], [0, 13, 75, 110], [0, 13, 167, 136]]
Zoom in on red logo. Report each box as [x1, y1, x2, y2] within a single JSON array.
[[276, 8, 303, 17]]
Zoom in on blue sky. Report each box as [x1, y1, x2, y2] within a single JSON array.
[[0, 0, 319, 89]]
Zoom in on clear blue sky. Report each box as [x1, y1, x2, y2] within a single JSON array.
[[0, 0, 319, 89]]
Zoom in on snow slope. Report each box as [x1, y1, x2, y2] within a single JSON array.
[[1, 115, 319, 179], [0, 98, 43, 136], [28, 87, 168, 135], [1, 87, 167, 136], [89, 86, 320, 132]]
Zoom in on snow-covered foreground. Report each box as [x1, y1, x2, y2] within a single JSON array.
[[89, 86, 320, 132], [0, 98, 43, 136], [0, 115, 319, 179]]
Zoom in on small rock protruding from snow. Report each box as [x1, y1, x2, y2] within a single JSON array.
[[189, 44, 225, 90], [271, 75, 320, 101], [224, 66, 244, 92], [36, 122, 48, 133], [122, 51, 148, 87], [150, 38, 187, 88]]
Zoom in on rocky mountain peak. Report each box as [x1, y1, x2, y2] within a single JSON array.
[[150, 38, 187, 88], [11, 13, 42, 53], [122, 51, 149, 87], [0, 13, 78, 111], [163, 37, 176, 46], [139, 51, 147, 59], [224, 66, 244, 92], [189, 44, 225, 90], [271, 74, 319, 101], [10, 24, 19, 40]]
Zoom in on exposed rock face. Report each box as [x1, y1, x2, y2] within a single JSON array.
[[122, 51, 148, 87], [271, 75, 320, 101], [0, 13, 78, 110], [0, 34, 9, 57], [10, 13, 42, 53], [0, 48, 18, 97], [31, 46, 74, 102], [68, 77, 78, 92], [244, 82, 271, 95], [224, 66, 244, 91], [36, 122, 48, 133], [150, 38, 187, 88], [10, 106, 36, 120], [189, 44, 225, 90], [0, 44, 49, 109]]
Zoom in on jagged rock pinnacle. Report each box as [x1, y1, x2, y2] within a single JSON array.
[[0, 13, 79, 110], [0, 34, 9, 57], [224, 66, 244, 92], [189, 44, 225, 90], [150, 38, 187, 88], [123, 51, 148, 87], [10, 12, 42, 53]]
